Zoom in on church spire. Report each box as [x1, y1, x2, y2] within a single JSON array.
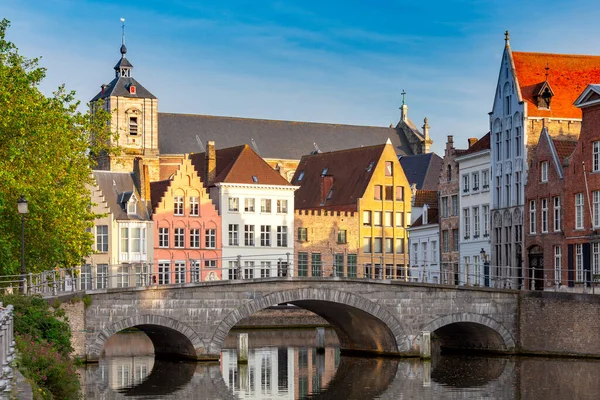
[[114, 18, 133, 78], [504, 30, 510, 47]]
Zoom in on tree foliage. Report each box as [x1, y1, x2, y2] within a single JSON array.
[[0, 19, 117, 273]]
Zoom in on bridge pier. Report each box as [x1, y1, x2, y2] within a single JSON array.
[[420, 331, 431, 359]]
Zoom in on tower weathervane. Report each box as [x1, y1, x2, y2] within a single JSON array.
[[545, 62, 550, 81], [121, 18, 125, 45], [401, 90, 406, 105], [505, 30, 510, 45]]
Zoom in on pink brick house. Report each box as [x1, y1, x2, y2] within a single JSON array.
[[150, 157, 222, 283]]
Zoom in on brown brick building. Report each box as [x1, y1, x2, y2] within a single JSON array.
[[438, 136, 467, 284], [525, 84, 600, 291], [524, 129, 575, 290]]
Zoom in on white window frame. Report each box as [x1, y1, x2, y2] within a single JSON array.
[[553, 197, 561, 232], [205, 228, 216, 248], [189, 196, 199, 216], [482, 169, 489, 190], [276, 226, 288, 247], [228, 224, 239, 246], [174, 196, 184, 216], [462, 174, 470, 194], [473, 206, 480, 238], [541, 161, 548, 182], [260, 225, 271, 246], [175, 261, 185, 284], [594, 191, 600, 228], [576, 193, 584, 229], [529, 200, 536, 234], [472, 172, 479, 192], [276, 199, 288, 214], [174, 227, 185, 248], [159, 227, 169, 248], [463, 208, 470, 239], [541, 198, 548, 233], [245, 225, 255, 246], [594, 243, 600, 279], [594, 141, 600, 172], [244, 198, 255, 212], [228, 197, 239, 212], [190, 228, 200, 248], [483, 205, 490, 237]]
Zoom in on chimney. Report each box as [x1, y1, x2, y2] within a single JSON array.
[[205, 140, 216, 185], [400, 103, 408, 122], [101, 84, 108, 94], [468, 137, 478, 148], [320, 175, 334, 205], [422, 118, 431, 153], [445, 135, 454, 154]]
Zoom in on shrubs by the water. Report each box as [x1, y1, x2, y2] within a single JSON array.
[[0, 294, 80, 399], [16, 334, 80, 400]]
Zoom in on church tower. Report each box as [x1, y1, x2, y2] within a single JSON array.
[[91, 21, 160, 181]]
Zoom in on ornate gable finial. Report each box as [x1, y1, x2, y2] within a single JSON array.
[[545, 62, 550, 81], [504, 30, 510, 46], [401, 89, 406, 106]]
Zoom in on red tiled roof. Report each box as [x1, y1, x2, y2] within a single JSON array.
[[292, 144, 389, 211], [551, 138, 577, 162], [190, 144, 291, 186], [461, 133, 490, 156], [413, 190, 438, 208], [512, 51, 600, 119]]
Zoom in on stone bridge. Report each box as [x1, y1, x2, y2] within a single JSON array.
[[81, 278, 521, 362]]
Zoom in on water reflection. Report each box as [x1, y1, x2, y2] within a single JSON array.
[[84, 329, 600, 400]]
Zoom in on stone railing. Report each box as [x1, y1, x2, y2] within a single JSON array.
[[0, 304, 15, 397]]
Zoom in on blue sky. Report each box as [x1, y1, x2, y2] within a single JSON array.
[[3, 0, 600, 155]]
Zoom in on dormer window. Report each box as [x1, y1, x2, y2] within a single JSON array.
[[297, 171, 305, 182], [321, 168, 328, 176], [127, 199, 136, 215], [535, 82, 554, 109], [129, 117, 138, 136]]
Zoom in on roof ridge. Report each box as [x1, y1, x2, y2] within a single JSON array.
[[513, 51, 600, 58], [302, 143, 387, 158], [158, 112, 396, 130]]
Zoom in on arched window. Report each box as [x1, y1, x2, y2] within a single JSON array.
[[447, 165, 452, 182]]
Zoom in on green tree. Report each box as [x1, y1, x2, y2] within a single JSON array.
[[0, 19, 116, 273]]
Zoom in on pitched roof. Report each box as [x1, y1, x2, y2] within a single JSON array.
[[91, 76, 156, 101], [459, 133, 491, 157], [92, 171, 151, 221], [158, 113, 416, 160], [512, 51, 600, 119], [292, 143, 389, 211], [413, 190, 438, 208], [189, 144, 291, 187], [410, 208, 439, 228], [149, 179, 171, 212], [399, 153, 442, 191], [551, 137, 577, 163]]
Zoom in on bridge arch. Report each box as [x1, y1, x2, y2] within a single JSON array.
[[209, 287, 406, 355], [88, 314, 204, 361], [422, 313, 516, 352]]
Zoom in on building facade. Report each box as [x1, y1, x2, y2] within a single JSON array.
[[456, 134, 492, 286], [85, 170, 154, 289], [489, 33, 600, 288], [150, 157, 222, 283], [189, 142, 297, 280], [524, 129, 575, 290], [438, 136, 465, 284], [292, 141, 412, 279], [407, 205, 440, 283]]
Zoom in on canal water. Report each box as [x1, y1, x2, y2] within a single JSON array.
[[83, 329, 600, 399]]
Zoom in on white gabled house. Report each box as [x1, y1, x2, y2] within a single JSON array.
[[190, 141, 298, 279]]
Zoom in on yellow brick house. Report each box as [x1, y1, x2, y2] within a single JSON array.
[[292, 140, 411, 279]]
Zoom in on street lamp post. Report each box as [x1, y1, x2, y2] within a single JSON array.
[[480, 248, 489, 288], [17, 196, 28, 294]]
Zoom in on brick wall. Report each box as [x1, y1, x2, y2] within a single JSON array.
[[59, 300, 86, 358], [519, 291, 600, 356], [523, 131, 565, 288], [295, 210, 360, 276]]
